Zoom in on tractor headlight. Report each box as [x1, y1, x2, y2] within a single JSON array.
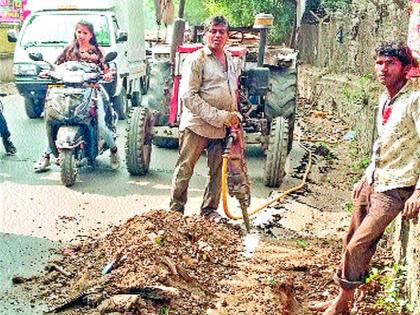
[[13, 63, 40, 76]]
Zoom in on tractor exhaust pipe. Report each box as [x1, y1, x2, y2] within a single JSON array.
[[258, 29, 268, 67], [253, 14, 274, 67], [170, 0, 186, 63]]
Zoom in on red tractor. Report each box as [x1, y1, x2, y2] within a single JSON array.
[[126, 12, 297, 188]]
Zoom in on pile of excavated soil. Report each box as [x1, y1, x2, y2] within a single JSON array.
[[13, 209, 395, 315], [18, 210, 244, 314]]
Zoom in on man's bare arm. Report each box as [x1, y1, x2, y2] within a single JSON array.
[[402, 189, 420, 219]]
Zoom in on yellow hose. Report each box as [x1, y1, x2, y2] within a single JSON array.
[[222, 144, 312, 220], [221, 153, 231, 218]]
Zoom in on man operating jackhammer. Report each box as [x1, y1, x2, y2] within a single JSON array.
[[309, 41, 420, 315], [169, 15, 241, 219]]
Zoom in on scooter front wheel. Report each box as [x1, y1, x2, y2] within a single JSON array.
[[60, 149, 77, 187]]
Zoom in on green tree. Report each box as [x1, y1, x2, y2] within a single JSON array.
[[321, 0, 350, 13], [147, 0, 296, 44], [184, 0, 208, 25], [202, 0, 295, 43], [306, 0, 351, 15], [144, 0, 161, 29]]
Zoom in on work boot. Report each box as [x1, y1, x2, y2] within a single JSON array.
[[34, 154, 51, 172], [110, 147, 120, 170], [3, 137, 16, 155]]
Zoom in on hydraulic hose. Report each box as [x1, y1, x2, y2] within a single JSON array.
[[222, 143, 312, 221]]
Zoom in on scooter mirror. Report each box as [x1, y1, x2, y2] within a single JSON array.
[[104, 51, 118, 63], [29, 52, 44, 62], [116, 30, 128, 43], [7, 29, 18, 42]]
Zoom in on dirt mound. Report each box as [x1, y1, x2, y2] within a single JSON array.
[[13, 212, 396, 315], [23, 210, 244, 314]]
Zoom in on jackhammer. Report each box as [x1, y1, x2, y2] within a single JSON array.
[[222, 124, 314, 233], [220, 11, 304, 232], [222, 125, 252, 232]]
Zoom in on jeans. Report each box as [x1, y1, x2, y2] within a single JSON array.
[[0, 110, 11, 140], [42, 108, 60, 156], [97, 86, 116, 149]]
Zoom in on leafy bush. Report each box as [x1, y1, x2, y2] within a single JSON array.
[[365, 264, 414, 314], [306, 0, 351, 14], [341, 74, 373, 105], [321, 0, 351, 13], [184, 0, 295, 44]]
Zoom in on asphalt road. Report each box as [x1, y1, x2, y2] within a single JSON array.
[[0, 93, 310, 313], [0, 94, 282, 238]]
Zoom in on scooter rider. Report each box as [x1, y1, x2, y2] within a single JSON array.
[[34, 20, 120, 172]]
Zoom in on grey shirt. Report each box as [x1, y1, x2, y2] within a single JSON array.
[[179, 45, 237, 139]]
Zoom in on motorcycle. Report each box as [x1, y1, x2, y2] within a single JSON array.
[[29, 52, 118, 186]]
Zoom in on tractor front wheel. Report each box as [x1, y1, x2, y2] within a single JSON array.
[[125, 107, 153, 176], [265, 68, 296, 153], [264, 116, 289, 188]]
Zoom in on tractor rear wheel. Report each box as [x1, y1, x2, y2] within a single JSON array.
[[126, 107, 153, 176], [264, 116, 289, 188], [147, 61, 171, 125], [265, 67, 296, 153], [146, 61, 177, 148]]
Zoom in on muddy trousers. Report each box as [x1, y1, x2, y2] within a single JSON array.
[[334, 180, 414, 289], [0, 111, 11, 140], [170, 128, 224, 215]]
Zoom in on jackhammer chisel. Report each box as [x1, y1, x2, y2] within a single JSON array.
[[222, 125, 252, 232]]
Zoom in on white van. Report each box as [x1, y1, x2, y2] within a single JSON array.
[[8, 0, 149, 119]]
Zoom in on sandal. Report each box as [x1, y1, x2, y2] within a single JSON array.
[[110, 147, 120, 170], [34, 154, 51, 172]]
